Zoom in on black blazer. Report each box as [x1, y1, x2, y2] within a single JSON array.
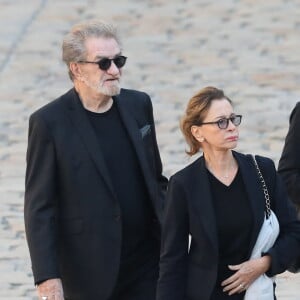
[[24, 88, 168, 299], [157, 151, 300, 300], [278, 102, 300, 211]]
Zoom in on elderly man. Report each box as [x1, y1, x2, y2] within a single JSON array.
[[24, 20, 167, 300]]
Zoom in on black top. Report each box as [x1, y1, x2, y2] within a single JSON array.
[[86, 102, 158, 286], [207, 168, 253, 300]]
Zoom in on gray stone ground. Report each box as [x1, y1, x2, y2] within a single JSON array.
[[0, 0, 300, 299]]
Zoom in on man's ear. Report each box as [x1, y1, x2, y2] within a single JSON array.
[[191, 125, 205, 143], [69, 62, 83, 81]]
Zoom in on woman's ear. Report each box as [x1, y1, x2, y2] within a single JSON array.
[[191, 125, 205, 142]]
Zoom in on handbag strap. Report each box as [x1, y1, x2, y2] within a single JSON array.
[[252, 155, 271, 219]]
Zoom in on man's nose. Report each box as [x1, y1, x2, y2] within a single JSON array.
[[106, 61, 120, 75]]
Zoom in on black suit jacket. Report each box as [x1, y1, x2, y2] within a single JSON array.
[[24, 88, 168, 299], [278, 102, 300, 211], [157, 151, 300, 300]]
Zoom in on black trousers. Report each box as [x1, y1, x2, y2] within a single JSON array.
[[109, 263, 158, 300]]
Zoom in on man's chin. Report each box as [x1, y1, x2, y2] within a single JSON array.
[[83, 79, 120, 96], [102, 85, 121, 96]]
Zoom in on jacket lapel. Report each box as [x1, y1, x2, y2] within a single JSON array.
[[193, 157, 219, 253], [234, 152, 265, 257], [114, 93, 161, 216], [66, 89, 117, 199]]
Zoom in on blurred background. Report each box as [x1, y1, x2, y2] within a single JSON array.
[[0, 0, 299, 298]]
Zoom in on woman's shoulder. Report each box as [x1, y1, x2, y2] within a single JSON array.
[[234, 151, 275, 169], [170, 156, 203, 183], [252, 154, 275, 171], [240, 152, 277, 187]]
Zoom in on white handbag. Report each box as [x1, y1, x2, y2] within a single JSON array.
[[244, 156, 279, 300]]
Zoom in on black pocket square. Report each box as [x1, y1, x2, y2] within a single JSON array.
[[140, 124, 151, 138]]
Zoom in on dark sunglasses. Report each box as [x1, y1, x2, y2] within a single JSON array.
[[78, 55, 127, 71], [198, 115, 242, 129]]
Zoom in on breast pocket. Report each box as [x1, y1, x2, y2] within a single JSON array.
[[140, 124, 151, 139], [138, 123, 154, 154]]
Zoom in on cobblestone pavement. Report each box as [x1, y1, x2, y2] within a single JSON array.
[[0, 0, 300, 299]]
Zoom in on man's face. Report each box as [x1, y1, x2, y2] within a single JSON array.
[[79, 37, 123, 96]]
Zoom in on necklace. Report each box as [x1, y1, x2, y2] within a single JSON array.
[[223, 172, 230, 179], [206, 161, 236, 180]]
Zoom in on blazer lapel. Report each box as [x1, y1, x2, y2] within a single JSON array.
[[114, 94, 160, 214], [66, 89, 117, 199], [234, 152, 265, 257], [193, 158, 219, 253]]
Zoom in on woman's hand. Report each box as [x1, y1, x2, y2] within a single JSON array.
[[221, 255, 271, 295]]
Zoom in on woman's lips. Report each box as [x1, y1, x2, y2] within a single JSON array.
[[226, 136, 238, 141]]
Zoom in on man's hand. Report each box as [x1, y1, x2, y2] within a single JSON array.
[[37, 278, 64, 300], [221, 255, 271, 296]]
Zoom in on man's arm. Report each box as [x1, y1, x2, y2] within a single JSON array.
[[278, 102, 300, 209], [24, 113, 60, 284]]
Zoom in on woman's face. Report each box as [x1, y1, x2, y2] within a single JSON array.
[[191, 98, 240, 152]]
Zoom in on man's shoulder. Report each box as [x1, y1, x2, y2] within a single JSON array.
[[290, 101, 300, 121], [30, 88, 74, 119], [294, 101, 300, 110], [116, 89, 153, 117], [120, 88, 149, 98], [119, 88, 151, 104]]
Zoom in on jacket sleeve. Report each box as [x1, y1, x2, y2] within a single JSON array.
[[156, 175, 189, 300], [278, 102, 300, 209], [258, 157, 300, 275], [24, 113, 60, 284]]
